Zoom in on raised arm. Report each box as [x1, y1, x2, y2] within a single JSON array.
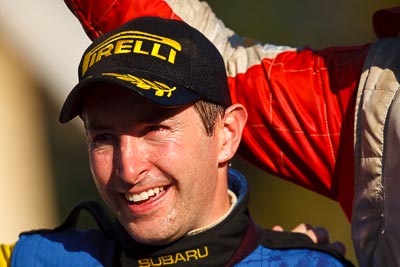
[[65, 0, 371, 218]]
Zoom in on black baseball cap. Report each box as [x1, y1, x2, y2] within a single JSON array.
[[59, 16, 231, 123]]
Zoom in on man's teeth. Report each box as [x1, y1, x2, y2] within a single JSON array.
[[125, 187, 164, 202]]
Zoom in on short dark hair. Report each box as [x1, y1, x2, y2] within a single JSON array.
[[193, 100, 226, 136]]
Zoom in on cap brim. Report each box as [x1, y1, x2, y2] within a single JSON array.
[[59, 71, 201, 123]]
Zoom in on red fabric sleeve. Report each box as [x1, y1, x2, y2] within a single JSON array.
[[229, 45, 369, 218]]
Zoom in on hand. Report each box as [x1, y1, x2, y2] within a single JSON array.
[[272, 223, 346, 256]]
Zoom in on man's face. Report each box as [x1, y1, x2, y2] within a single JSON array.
[[83, 85, 230, 245]]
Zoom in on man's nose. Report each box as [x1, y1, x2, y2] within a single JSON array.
[[114, 136, 149, 183]]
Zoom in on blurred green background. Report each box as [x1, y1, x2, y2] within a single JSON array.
[[28, 1, 399, 266]]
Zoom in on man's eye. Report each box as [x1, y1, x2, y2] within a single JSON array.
[[92, 134, 114, 147], [142, 125, 169, 136], [147, 126, 164, 132]]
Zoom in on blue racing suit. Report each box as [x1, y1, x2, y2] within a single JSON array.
[[7, 169, 353, 267]]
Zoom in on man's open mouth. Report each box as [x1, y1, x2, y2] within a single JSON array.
[[125, 186, 165, 203]]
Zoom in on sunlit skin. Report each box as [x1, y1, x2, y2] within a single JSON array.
[[82, 84, 247, 245]]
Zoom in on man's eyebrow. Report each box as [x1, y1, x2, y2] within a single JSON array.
[[85, 106, 186, 131], [84, 119, 113, 133], [143, 105, 188, 122]]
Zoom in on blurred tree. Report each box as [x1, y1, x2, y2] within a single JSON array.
[[0, 35, 57, 243]]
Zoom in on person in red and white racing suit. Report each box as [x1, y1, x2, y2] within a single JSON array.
[[63, 1, 400, 266]]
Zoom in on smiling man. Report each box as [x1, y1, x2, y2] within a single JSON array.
[[1, 17, 353, 266], [83, 86, 233, 246]]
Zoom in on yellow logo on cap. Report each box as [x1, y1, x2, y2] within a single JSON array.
[[82, 31, 182, 76], [103, 73, 176, 98]]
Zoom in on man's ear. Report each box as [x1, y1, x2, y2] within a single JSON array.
[[217, 103, 248, 164]]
